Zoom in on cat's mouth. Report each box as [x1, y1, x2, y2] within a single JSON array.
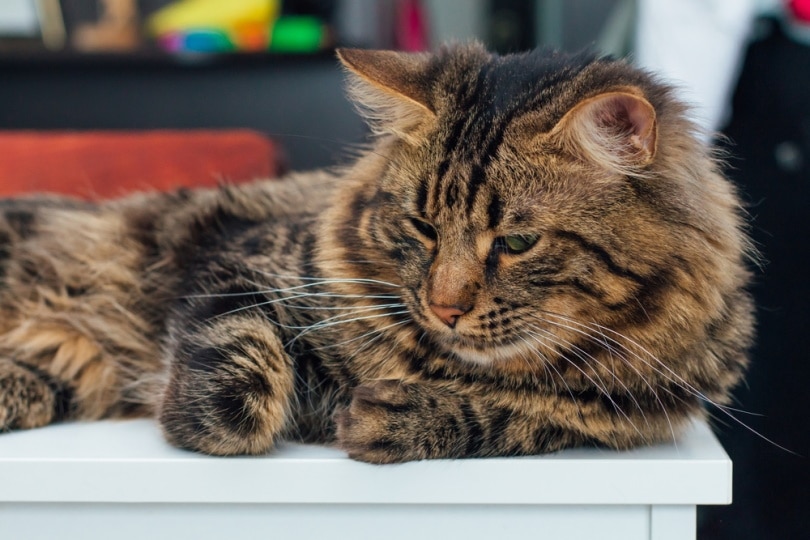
[[429, 328, 529, 366], [447, 340, 532, 365], [407, 290, 534, 365]]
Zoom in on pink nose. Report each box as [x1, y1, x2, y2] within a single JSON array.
[[429, 304, 471, 328]]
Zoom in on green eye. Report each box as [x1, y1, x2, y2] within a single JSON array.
[[500, 234, 540, 254]]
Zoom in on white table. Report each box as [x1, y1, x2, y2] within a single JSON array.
[[0, 419, 731, 540]]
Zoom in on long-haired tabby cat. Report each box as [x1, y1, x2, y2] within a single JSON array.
[[0, 43, 753, 463]]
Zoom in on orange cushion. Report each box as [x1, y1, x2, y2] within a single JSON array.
[[0, 130, 285, 199]]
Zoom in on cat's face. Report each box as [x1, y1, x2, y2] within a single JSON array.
[[334, 44, 745, 373], [370, 115, 645, 365]]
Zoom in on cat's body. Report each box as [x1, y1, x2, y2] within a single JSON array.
[[0, 44, 753, 462]]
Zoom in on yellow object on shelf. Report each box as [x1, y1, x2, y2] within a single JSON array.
[[148, 0, 280, 36]]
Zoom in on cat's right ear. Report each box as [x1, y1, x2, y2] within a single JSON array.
[[337, 48, 436, 143]]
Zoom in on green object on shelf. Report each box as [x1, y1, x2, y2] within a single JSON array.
[[269, 16, 324, 52]]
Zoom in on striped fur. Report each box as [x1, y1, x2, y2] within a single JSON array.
[[0, 44, 753, 462]]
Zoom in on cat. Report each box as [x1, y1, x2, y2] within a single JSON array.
[[0, 43, 754, 463]]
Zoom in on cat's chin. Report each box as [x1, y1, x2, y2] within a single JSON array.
[[445, 340, 531, 367]]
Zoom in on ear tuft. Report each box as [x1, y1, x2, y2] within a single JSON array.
[[551, 90, 658, 173], [336, 48, 436, 142]]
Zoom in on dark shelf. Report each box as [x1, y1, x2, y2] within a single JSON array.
[[0, 47, 337, 69], [0, 45, 366, 171]]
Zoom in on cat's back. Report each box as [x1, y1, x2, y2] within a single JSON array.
[[1, 170, 338, 294], [0, 171, 338, 422]]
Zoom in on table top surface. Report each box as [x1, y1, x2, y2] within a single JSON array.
[[0, 418, 732, 505]]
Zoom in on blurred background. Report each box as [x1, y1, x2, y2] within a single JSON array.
[[0, 1, 807, 538]]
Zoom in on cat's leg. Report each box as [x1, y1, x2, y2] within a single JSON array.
[[159, 314, 295, 456], [0, 358, 73, 431], [335, 379, 691, 463]]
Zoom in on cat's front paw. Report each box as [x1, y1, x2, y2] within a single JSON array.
[[335, 380, 462, 464]]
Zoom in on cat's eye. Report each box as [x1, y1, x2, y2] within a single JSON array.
[[408, 217, 438, 241], [496, 234, 540, 255]]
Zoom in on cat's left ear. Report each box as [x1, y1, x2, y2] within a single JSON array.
[[549, 89, 658, 172], [337, 48, 435, 142]]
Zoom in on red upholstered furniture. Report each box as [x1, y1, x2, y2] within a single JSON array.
[[0, 130, 285, 199]]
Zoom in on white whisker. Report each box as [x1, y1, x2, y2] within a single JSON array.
[[533, 310, 793, 453], [523, 316, 662, 437], [291, 309, 411, 341], [523, 326, 647, 442], [310, 319, 411, 351], [247, 270, 403, 289]]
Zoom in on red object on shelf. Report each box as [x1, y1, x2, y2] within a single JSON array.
[[788, 0, 810, 22], [396, 0, 429, 52], [0, 130, 285, 199]]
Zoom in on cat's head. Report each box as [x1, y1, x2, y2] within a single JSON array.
[[328, 43, 750, 376]]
